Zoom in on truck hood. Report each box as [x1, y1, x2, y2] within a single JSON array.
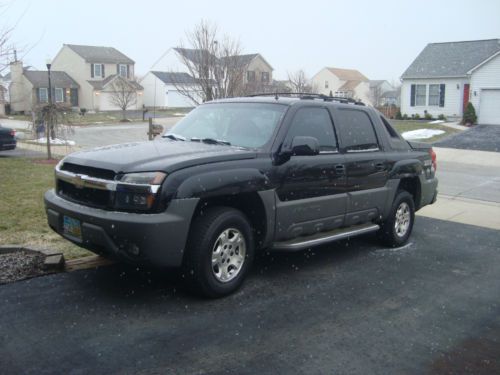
[[62, 139, 257, 174]]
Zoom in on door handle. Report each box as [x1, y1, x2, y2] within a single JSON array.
[[335, 164, 346, 174], [375, 162, 386, 171]]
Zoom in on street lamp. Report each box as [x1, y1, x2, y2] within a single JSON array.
[[46, 59, 53, 159]]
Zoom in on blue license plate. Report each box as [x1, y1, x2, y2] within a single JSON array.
[[63, 216, 82, 240]]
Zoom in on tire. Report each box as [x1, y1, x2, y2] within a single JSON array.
[[378, 190, 415, 247], [182, 207, 255, 298]]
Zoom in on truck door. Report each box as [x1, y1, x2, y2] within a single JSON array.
[[275, 106, 347, 240], [332, 107, 389, 226]]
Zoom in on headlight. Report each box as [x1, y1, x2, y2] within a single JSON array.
[[119, 172, 167, 185], [114, 172, 167, 211]]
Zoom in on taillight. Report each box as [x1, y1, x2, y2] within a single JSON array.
[[429, 147, 437, 171], [10, 130, 16, 137]]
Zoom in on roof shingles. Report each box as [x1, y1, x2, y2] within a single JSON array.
[[66, 44, 134, 64], [24, 71, 79, 88], [401, 39, 500, 79]]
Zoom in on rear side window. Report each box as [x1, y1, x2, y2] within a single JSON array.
[[336, 109, 379, 152], [286, 107, 337, 152], [380, 116, 400, 139]]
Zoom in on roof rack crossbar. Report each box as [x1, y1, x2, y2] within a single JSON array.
[[246, 92, 365, 105]]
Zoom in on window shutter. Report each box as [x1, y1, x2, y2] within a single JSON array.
[[117, 64, 120, 75], [127, 65, 130, 79], [36, 88, 41, 103], [63, 88, 67, 103], [410, 84, 416, 107], [439, 84, 445, 107], [91, 64, 94, 78], [102, 64, 105, 78]]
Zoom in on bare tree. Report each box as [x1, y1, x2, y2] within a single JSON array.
[[287, 69, 315, 93], [369, 84, 383, 107], [108, 76, 138, 120], [171, 20, 246, 105]]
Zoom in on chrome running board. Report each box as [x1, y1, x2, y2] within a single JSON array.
[[272, 223, 380, 252]]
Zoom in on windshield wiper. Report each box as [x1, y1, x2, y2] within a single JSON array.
[[190, 137, 231, 146], [163, 133, 186, 141]]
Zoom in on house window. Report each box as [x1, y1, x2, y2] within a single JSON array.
[[428, 84, 440, 106], [415, 84, 426, 106], [325, 81, 329, 89], [119, 64, 128, 78], [261, 71, 269, 83], [55, 88, 64, 103], [247, 71, 255, 82], [93, 63, 103, 78], [39, 88, 48, 103]]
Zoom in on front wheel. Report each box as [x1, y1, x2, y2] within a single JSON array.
[[378, 190, 415, 247], [182, 207, 254, 298]]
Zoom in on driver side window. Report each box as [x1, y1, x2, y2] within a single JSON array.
[[286, 107, 337, 152]]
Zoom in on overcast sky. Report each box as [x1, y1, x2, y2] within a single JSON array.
[[5, 0, 500, 83]]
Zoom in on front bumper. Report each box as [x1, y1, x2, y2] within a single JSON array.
[[44, 189, 199, 268]]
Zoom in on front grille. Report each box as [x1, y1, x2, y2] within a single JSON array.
[[60, 162, 116, 180], [57, 179, 112, 209]]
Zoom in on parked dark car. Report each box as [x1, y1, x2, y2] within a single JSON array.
[[0, 124, 17, 151], [45, 94, 438, 297]]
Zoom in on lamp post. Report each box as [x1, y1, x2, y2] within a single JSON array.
[[46, 60, 52, 159]]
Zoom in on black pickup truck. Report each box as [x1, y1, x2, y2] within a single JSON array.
[[45, 94, 438, 297], [0, 125, 17, 151]]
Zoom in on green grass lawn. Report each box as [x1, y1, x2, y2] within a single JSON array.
[[0, 158, 90, 259], [389, 120, 461, 143]]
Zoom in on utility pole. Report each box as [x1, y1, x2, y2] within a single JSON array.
[[46, 60, 53, 160]]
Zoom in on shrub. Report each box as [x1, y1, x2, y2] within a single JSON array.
[[80, 108, 87, 116], [424, 111, 433, 120], [462, 102, 477, 125], [438, 114, 446, 121], [395, 109, 402, 120], [414, 113, 421, 120], [402, 113, 408, 120]]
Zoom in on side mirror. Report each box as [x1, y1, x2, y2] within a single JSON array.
[[291, 136, 320, 156]]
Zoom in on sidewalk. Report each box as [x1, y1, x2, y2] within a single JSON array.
[[418, 147, 500, 230]]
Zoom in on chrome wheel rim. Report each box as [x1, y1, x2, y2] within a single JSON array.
[[211, 228, 246, 283], [394, 202, 411, 237]]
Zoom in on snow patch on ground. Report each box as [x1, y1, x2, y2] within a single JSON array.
[[172, 113, 187, 117], [429, 120, 445, 124], [34, 137, 76, 146], [402, 129, 445, 140]]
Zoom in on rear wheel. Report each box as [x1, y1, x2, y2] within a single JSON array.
[[182, 207, 254, 298], [379, 190, 415, 247]]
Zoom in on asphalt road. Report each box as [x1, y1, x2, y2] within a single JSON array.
[[1, 217, 499, 374], [435, 125, 500, 152]]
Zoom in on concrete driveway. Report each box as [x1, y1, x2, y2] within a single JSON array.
[[435, 124, 500, 152], [1, 217, 499, 374]]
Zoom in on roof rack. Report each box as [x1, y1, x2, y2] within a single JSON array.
[[246, 92, 365, 106]]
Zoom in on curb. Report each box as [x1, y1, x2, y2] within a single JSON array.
[[0, 245, 65, 271]]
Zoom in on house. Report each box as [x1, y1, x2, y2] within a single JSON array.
[[9, 60, 80, 113], [148, 48, 273, 99], [141, 71, 201, 108], [380, 90, 400, 106], [312, 67, 371, 104], [2, 65, 33, 104], [369, 80, 395, 106], [51, 44, 143, 112], [400, 39, 500, 124]]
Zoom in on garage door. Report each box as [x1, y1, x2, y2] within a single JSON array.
[[166, 90, 197, 108], [479, 89, 500, 125]]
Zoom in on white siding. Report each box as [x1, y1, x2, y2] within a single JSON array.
[[400, 78, 468, 118], [469, 53, 500, 124], [141, 72, 166, 107], [311, 68, 341, 96]]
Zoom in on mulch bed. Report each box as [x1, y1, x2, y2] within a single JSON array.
[[0, 250, 49, 284]]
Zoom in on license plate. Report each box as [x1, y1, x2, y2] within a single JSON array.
[[63, 216, 82, 241]]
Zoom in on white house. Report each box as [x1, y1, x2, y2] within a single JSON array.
[[400, 39, 500, 124], [311, 67, 371, 105], [141, 71, 200, 108], [51, 44, 143, 112]]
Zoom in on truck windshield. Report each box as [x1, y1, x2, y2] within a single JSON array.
[[165, 103, 287, 148]]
